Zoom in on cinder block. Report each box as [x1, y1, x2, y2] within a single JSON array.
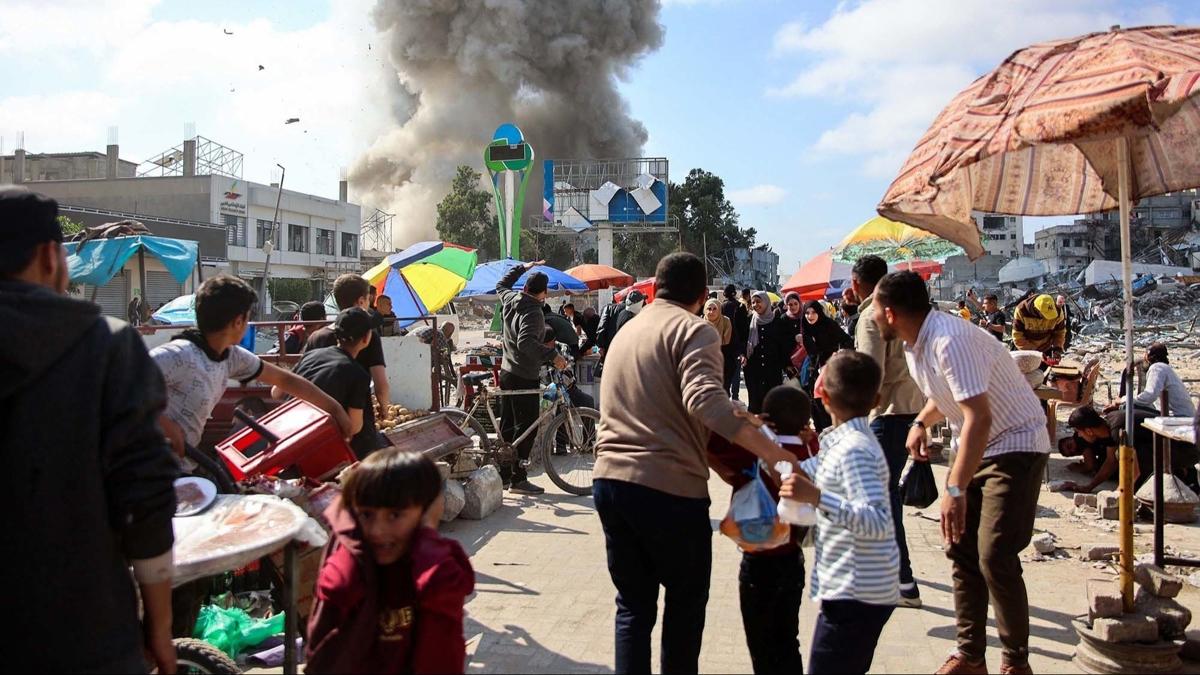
[[1136, 588, 1193, 639], [1133, 563, 1184, 599], [1075, 493, 1098, 508], [1086, 544, 1120, 561], [1092, 614, 1159, 643], [1088, 583, 1124, 620], [1097, 490, 1120, 510]]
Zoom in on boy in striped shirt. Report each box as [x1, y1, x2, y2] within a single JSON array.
[[781, 350, 899, 674]]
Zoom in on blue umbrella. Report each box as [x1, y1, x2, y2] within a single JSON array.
[[458, 259, 587, 299], [152, 294, 196, 325]]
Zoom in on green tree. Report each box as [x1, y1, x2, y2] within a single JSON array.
[[57, 215, 84, 237], [436, 165, 500, 259]]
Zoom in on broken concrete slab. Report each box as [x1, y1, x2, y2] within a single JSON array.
[[1032, 532, 1057, 554], [1087, 582, 1124, 621], [1092, 614, 1160, 643], [442, 478, 465, 522], [1085, 544, 1120, 561], [460, 465, 502, 520], [1136, 588, 1193, 639], [1134, 563, 1184, 599], [1097, 490, 1119, 509], [435, 461, 452, 481]]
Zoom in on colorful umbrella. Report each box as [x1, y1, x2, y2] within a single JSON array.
[[362, 242, 478, 315], [613, 278, 656, 303], [890, 259, 943, 281], [833, 216, 964, 263], [565, 264, 635, 291], [780, 251, 851, 301], [458, 259, 588, 299]]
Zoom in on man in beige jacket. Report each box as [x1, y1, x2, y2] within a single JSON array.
[[594, 252, 794, 674], [852, 254, 926, 608]]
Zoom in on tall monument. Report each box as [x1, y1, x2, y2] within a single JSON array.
[[484, 124, 535, 260]]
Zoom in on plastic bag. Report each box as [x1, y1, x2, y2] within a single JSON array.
[[194, 604, 286, 657], [718, 463, 791, 552], [898, 459, 939, 509]]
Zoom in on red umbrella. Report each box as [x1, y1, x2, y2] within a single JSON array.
[[891, 260, 942, 281], [781, 251, 851, 300], [613, 278, 656, 303], [565, 264, 635, 291]]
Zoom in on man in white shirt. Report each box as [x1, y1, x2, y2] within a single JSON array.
[[1107, 342, 1196, 418], [872, 271, 1048, 675]]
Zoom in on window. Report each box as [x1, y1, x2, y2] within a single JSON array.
[[1074, 238, 1084, 247], [223, 214, 246, 246], [316, 228, 334, 255], [256, 219, 274, 248], [288, 224, 309, 253], [341, 232, 358, 258], [1010, 234, 1017, 240], [982, 215, 1007, 230]]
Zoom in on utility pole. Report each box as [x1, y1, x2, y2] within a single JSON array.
[[702, 233, 709, 283], [260, 163, 285, 319]]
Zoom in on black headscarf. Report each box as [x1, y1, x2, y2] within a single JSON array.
[[802, 300, 853, 366]]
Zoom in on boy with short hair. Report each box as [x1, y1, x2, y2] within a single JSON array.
[[151, 275, 352, 456], [307, 449, 475, 673], [708, 385, 819, 674], [288, 308, 376, 458], [781, 350, 898, 674]]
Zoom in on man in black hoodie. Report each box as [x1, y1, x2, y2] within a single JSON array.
[[497, 260, 568, 494], [0, 187, 180, 672]]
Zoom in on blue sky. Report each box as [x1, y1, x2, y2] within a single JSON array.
[[1, 0, 1195, 276]]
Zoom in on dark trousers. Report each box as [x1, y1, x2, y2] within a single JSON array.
[[808, 599, 894, 674], [871, 414, 916, 586], [593, 479, 712, 674], [739, 549, 805, 674], [498, 370, 541, 483], [948, 452, 1047, 666], [723, 349, 741, 399], [745, 371, 782, 414]]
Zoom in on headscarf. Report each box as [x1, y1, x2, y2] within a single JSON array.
[[746, 291, 776, 357], [784, 291, 803, 320], [803, 299, 852, 364], [704, 298, 722, 323]]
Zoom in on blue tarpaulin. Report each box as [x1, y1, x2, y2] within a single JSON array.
[[64, 235, 198, 287], [458, 259, 587, 299]]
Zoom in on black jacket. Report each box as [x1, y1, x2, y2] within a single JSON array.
[[744, 315, 793, 379], [801, 301, 854, 369], [722, 298, 750, 355], [0, 281, 178, 671], [497, 266, 557, 379]]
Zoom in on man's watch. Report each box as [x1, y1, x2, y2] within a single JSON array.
[[909, 420, 926, 430], [946, 485, 964, 498]]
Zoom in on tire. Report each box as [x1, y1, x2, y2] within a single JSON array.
[[439, 407, 492, 456], [540, 407, 599, 496], [173, 638, 241, 674], [185, 445, 238, 495]]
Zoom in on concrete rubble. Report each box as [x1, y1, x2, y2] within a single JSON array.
[[460, 465, 503, 520], [1032, 532, 1058, 554], [442, 478, 466, 522]]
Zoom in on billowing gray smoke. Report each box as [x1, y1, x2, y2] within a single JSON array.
[[351, 0, 664, 247]]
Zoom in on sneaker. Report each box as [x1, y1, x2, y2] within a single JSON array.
[[935, 653, 988, 675], [898, 583, 923, 609], [999, 661, 1032, 675], [509, 480, 545, 495]]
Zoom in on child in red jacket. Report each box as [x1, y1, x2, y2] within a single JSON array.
[[307, 449, 475, 674], [708, 385, 818, 674]]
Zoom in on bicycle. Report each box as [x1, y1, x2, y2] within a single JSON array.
[[439, 367, 599, 496]]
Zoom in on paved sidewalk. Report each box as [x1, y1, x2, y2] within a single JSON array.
[[443, 458, 1200, 674]]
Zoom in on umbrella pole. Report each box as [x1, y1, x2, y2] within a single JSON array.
[[1116, 135, 1136, 612]]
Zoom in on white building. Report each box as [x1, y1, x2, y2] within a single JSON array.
[[971, 211, 1024, 259]]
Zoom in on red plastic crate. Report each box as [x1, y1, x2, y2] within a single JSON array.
[[216, 398, 355, 481]]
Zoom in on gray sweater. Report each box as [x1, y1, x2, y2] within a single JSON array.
[[497, 265, 558, 380]]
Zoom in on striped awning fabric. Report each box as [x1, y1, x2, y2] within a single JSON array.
[[879, 25, 1200, 259]]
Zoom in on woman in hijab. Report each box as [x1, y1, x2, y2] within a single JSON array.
[[777, 292, 806, 350], [739, 291, 794, 413], [801, 299, 854, 430], [704, 298, 736, 381]]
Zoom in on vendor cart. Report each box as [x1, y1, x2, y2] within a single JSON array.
[[171, 494, 328, 674]]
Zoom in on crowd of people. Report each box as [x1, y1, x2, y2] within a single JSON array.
[[11, 174, 1199, 675]]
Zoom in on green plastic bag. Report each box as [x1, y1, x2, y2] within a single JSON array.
[[194, 604, 286, 657]]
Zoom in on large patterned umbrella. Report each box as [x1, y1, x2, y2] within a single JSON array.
[[834, 216, 964, 263], [362, 242, 477, 315], [877, 25, 1200, 602], [565, 264, 635, 291], [458, 259, 587, 300]]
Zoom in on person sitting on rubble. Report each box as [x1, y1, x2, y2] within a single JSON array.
[[1061, 404, 1200, 494], [1105, 342, 1197, 418], [1012, 293, 1066, 355]]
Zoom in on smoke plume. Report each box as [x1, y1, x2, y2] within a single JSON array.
[[350, 0, 664, 249]]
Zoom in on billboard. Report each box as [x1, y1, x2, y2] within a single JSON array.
[[542, 158, 668, 232]]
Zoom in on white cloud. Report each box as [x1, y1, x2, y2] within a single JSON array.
[[0, 0, 391, 201], [770, 0, 1174, 177], [729, 183, 787, 206]]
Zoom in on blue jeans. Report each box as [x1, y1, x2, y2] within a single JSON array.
[[871, 414, 916, 586], [593, 479, 712, 674], [808, 600, 894, 674]]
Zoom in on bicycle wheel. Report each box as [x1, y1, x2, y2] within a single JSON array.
[[173, 638, 241, 674], [439, 407, 491, 455], [539, 406, 599, 496]]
